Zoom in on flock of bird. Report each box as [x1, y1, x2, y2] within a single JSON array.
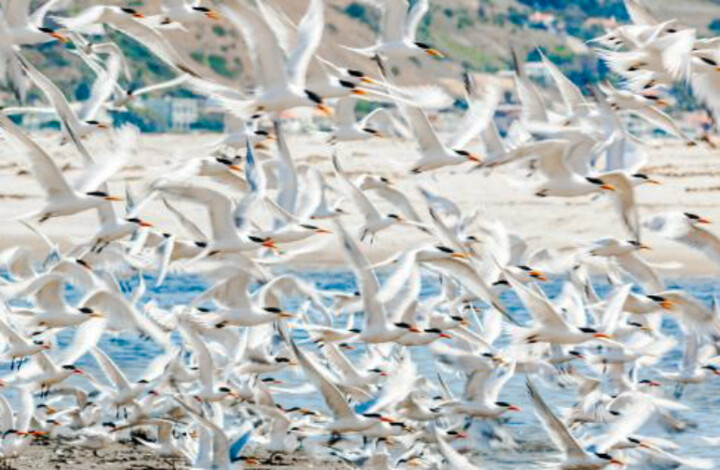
[[0, 0, 719, 468]]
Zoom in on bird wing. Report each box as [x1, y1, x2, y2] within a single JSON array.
[[381, 0, 409, 43], [78, 53, 121, 122], [466, 360, 514, 403], [74, 124, 137, 193], [428, 258, 518, 325], [332, 152, 382, 222], [591, 395, 654, 453], [4, 0, 31, 28], [504, 268, 569, 328], [603, 172, 640, 242], [676, 226, 720, 266], [286, 0, 323, 88], [105, 13, 202, 78], [161, 197, 207, 241], [178, 319, 214, 391], [0, 394, 14, 434], [130, 75, 189, 97], [624, 0, 659, 25], [599, 284, 631, 335], [157, 183, 235, 245], [54, 5, 107, 30], [434, 428, 480, 470], [219, 2, 289, 92], [526, 379, 586, 459], [405, 0, 428, 42], [335, 97, 357, 127], [335, 221, 388, 332], [0, 113, 74, 198], [539, 50, 589, 119], [372, 185, 422, 222], [0, 307, 29, 348], [632, 105, 690, 141], [322, 343, 363, 382], [402, 106, 447, 155], [369, 351, 417, 412], [448, 84, 501, 150], [90, 347, 131, 391], [28, 0, 59, 28], [289, 338, 355, 420], [616, 253, 663, 293], [273, 119, 299, 218], [33, 275, 66, 312], [512, 48, 548, 123]]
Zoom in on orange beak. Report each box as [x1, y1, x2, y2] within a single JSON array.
[[529, 270, 546, 281], [205, 10, 221, 20], [50, 32, 70, 44], [315, 228, 332, 234], [425, 49, 444, 58], [408, 326, 422, 333], [507, 405, 521, 412], [656, 100, 669, 107], [262, 239, 277, 250], [610, 458, 625, 466], [660, 300, 674, 310], [104, 195, 123, 202], [450, 252, 470, 259], [439, 333, 452, 339], [316, 104, 333, 116], [379, 416, 394, 423], [647, 179, 662, 185], [593, 333, 614, 339], [229, 164, 243, 172], [698, 217, 712, 224], [96, 123, 110, 129], [42, 344, 51, 350], [600, 184, 616, 191], [139, 221, 153, 228], [279, 312, 294, 318], [132, 13, 145, 19], [351, 89, 368, 96], [466, 153, 483, 163]]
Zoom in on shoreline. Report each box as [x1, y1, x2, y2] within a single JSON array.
[[12, 439, 351, 469]]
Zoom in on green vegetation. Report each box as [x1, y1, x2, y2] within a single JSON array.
[[710, 18, 720, 33]]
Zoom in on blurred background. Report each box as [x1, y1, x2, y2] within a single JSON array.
[[6, 0, 720, 135]]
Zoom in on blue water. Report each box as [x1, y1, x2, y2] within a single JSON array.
[[7, 271, 720, 467]]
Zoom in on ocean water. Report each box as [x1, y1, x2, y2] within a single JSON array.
[[7, 271, 720, 467]]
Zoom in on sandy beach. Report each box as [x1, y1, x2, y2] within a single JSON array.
[[0, 131, 718, 276]]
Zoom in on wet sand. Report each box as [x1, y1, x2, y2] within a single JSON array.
[[11, 438, 351, 469]]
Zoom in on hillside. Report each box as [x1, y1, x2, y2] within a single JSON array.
[[9, 0, 720, 104]]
